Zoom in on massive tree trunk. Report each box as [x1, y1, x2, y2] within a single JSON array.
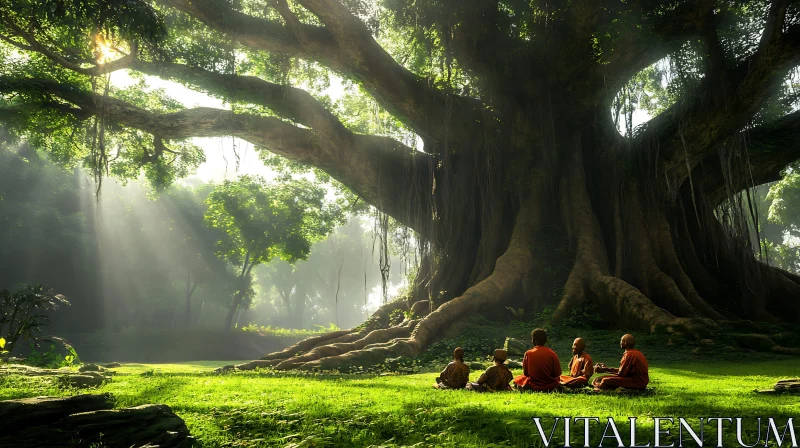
[[2, 0, 800, 370]]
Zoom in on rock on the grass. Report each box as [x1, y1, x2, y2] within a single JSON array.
[[65, 374, 105, 388], [103, 362, 122, 368], [506, 359, 522, 369], [78, 363, 104, 372], [0, 394, 193, 448], [761, 379, 800, 394], [0, 364, 109, 388], [503, 337, 527, 356]]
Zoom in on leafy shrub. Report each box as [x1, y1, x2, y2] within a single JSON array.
[[388, 309, 405, 325], [26, 340, 81, 368], [0, 284, 69, 354]]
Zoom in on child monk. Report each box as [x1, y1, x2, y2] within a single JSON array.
[[434, 347, 470, 389], [466, 349, 513, 392], [513, 328, 562, 391], [559, 337, 594, 388], [593, 334, 649, 391]]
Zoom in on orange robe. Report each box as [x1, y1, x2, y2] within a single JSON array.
[[559, 353, 594, 388], [513, 346, 562, 391], [593, 349, 649, 390]]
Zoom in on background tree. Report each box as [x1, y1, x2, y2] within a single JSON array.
[[2, 0, 800, 369], [154, 184, 236, 328], [205, 175, 344, 330], [255, 217, 405, 330]]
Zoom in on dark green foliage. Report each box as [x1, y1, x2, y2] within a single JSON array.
[[206, 175, 344, 267], [3, 0, 166, 47], [25, 340, 80, 368], [0, 284, 69, 354]]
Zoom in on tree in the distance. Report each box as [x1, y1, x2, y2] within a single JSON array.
[[205, 175, 343, 331], [2, 0, 800, 368], [155, 185, 237, 328], [255, 217, 404, 330]]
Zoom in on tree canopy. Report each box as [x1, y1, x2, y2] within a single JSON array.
[[205, 175, 344, 329]]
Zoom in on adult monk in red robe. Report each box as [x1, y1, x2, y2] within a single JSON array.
[[559, 337, 594, 388], [513, 328, 561, 391], [593, 334, 649, 391]]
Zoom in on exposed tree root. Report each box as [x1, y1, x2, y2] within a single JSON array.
[[257, 330, 357, 362], [732, 333, 800, 355], [269, 319, 420, 370], [248, 175, 548, 372], [241, 298, 417, 370]]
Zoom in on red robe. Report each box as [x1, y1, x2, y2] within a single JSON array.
[[559, 352, 594, 388], [594, 349, 649, 390], [513, 346, 562, 391]]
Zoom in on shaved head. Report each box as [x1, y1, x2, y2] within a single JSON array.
[[572, 338, 586, 355], [621, 334, 635, 349]]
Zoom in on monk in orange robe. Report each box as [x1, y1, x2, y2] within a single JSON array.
[[593, 334, 649, 391], [559, 337, 594, 388], [513, 328, 562, 391]]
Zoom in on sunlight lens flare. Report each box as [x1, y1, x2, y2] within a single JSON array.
[[92, 34, 119, 65]]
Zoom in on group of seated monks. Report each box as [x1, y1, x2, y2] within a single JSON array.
[[434, 328, 649, 392]]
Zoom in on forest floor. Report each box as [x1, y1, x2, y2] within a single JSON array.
[[2, 326, 799, 447]]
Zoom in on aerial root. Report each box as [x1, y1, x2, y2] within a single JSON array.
[[653, 214, 727, 320], [548, 152, 719, 335]]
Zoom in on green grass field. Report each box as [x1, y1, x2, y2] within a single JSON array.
[[2, 355, 799, 447]]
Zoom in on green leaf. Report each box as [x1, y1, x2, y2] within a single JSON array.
[[0, 338, 5, 349]]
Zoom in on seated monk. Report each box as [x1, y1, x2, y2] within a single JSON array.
[[434, 347, 470, 389], [466, 349, 513, 392], [593, 334, 649, 391], [513, 328, 562, 391], [559, 337, 594, 388]]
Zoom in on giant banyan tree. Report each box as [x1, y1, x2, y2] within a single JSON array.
[[2, 0, 800, 370]]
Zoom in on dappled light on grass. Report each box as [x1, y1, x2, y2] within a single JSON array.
[[2, 359, 799, 447]]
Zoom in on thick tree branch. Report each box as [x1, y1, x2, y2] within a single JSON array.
[[700, 9, 727, 85], [128, 60, 349, 142], [599, 0, 714, 98], [0, 77, 433, 234], [638, 24, 800, 187], [0, 102, 92, 122], [696, 110, 800, 206], [761, 0, 791, 49], [0, 27, 350, 142], [0, 19, 134, 76], [157, 0, 479, 147]]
